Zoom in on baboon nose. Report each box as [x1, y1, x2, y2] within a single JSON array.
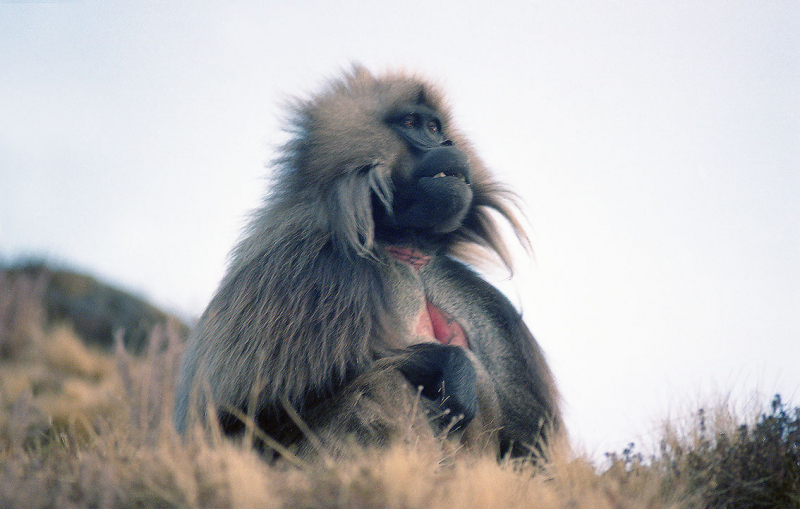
[[441, 140, 454, 147]]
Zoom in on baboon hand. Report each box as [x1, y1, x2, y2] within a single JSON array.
[[397, 343, 478, 431]]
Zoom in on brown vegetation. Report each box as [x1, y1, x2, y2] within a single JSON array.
[[4, 262, 190, 353], [1, 265, 798, 508]]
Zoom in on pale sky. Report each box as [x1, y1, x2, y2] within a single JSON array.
[[1, 1, 798, 459]]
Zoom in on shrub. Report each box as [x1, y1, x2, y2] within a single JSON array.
[[660, 394, 800, 508]]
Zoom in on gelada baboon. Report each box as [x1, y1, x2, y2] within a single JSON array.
[[174, 66, 560, 458]]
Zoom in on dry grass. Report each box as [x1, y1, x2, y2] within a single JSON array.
[[1, 267, 797, 508]]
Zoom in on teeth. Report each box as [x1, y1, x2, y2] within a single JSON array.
[[431, 172, 467, 184]]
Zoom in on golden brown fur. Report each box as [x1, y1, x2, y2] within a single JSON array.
[[174, 67, 560, 458]]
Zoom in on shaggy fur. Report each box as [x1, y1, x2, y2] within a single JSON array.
[[174, 67, 560, 457]]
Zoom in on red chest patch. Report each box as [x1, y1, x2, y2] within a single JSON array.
[[426, 299, 469, 348], [388, 246, 470, 349]]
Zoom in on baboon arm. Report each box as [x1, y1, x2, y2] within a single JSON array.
[[420, 256, 561, 454]]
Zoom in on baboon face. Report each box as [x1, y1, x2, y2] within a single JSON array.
[[380, 102, 474, 235], [286, 70, 491, 249]]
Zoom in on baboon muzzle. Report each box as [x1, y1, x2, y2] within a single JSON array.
[[414, 145, 471, 185]]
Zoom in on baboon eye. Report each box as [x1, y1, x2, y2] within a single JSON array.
[[403, 114, 419, 128], [427, 121, 439, 133]]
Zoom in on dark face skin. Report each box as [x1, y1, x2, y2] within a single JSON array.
[[387, 104, 448, 151], [376, 103, 474, 240]]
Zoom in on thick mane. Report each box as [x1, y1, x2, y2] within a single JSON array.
[[266, 67, 529, 268], [213, 215, 397, 408]]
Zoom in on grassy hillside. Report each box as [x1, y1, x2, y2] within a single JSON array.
[[1, 265, 797, 508]]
